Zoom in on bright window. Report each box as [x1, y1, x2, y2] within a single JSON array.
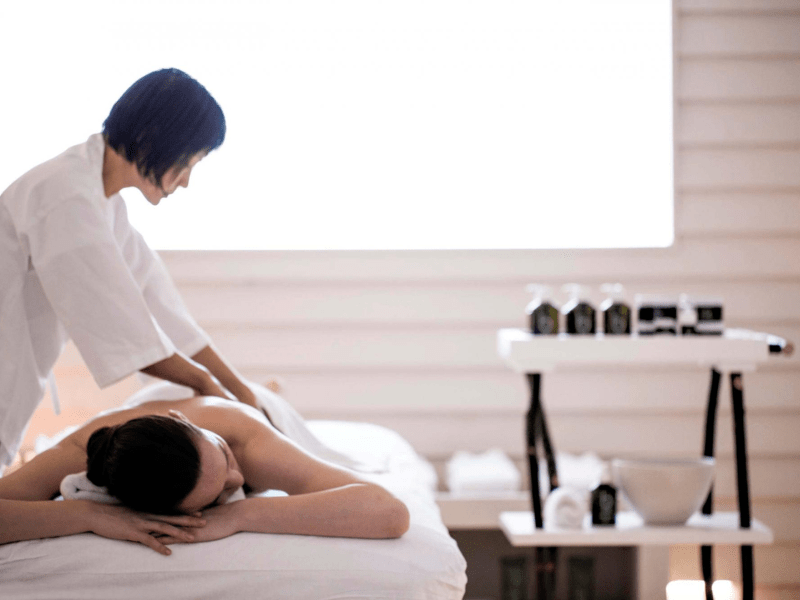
[[1, 0, 674, 250]]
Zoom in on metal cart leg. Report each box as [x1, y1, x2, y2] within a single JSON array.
[[536, 384, 559, 599], [526, 373, 558, 600], [527, 373, 544, 529], [730, 372, 754, 600], [537, 401, 560, 492], [701, 368, 721, 600]]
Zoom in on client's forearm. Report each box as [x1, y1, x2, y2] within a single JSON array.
[[238, 483, 410, 539], [0, 499, 92, 545]]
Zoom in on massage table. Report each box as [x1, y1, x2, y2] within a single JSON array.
[[0, 387, 467, 600]]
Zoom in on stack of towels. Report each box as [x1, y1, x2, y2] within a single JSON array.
[[446, 449, 522, 495]]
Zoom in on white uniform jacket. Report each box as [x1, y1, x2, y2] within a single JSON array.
[[0, 134, 210, 466]]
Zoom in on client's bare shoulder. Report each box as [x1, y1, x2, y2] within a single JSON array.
[[177, 396, 274, 444], [64, 396, 270, 450]]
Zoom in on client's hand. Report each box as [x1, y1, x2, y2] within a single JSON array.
[[158, 502, 243, 545], [85, 502, 206, 556]]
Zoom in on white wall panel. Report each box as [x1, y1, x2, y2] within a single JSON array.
[[679, 59, 800, 100], [679, 0, 800, 13], [680, 15, 800, 55], [162, 240, 800, 282], [348, 412, 800, 463], [679, 192, 800, 236], [677, 105, 800, 146], [180, 280, 800, 326], [678, 148, 800, 189]]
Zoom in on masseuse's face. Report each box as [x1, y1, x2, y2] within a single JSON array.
[[139, 152, 206, 206], [177, 428, 245, 514]]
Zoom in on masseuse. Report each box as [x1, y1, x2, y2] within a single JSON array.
[[0, 68, 258, 473]]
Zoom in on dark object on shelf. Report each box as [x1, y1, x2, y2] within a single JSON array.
[[562, 284, 596, 335], [591, 466, 617, 526], [635, 294, 678, 335], [600, 283, 631, 335], [526, 284, 559, 335], [568, 556, 595, 600], [680, 295, 724, 335], [501, 556, 528, 600]]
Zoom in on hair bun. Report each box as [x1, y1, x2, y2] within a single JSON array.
[[86, 425, 118, 487]]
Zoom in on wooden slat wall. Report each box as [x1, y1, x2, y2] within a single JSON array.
[[23, 0, 800, 595]]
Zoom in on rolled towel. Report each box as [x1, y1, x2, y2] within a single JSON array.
[[60, 472, 120, 505], [543, 487, 588, 531], [61, 471, 247, 506]]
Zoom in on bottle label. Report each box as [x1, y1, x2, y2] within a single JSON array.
[[604, 304, 631, 335], [531, 304, 559, 334], [567, 304, 596, 334]]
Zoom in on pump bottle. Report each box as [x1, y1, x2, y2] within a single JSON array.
[[562, 284, 596, 335], [600, 283, 631, 335], [525, 284, 559, 335], [591, 464, 617, 526]]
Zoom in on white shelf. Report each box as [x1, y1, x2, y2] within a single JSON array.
[[497, 328, 774, 373], [499, 511, 774, 547]]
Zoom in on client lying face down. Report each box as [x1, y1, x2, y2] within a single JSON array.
[[86, 415, 246, 515], [0, 396, 410, 555]]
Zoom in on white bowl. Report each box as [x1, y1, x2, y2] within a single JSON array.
[[612, 457, 715, 526]]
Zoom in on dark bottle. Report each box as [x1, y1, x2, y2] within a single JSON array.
[[562, 284, 595, 335], [600, 283, 631, 335], [591, 465, 617, 526], [525, 284, 559, 335]]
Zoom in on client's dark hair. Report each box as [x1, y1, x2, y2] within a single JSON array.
[[86, 415, 201, 514]]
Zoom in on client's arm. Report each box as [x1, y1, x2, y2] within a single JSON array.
[[170, 423, 410, 543], [0, 438, 205, 555]]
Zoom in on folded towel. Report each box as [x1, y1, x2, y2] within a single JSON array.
[[446, 449, 521, 495], [60, 471, 248, 506], [543, 487, 588, 531], [60, 472, 121, 505]]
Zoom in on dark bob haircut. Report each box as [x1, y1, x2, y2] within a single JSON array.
[[86, 415, 201, 515], [102, 68, 226, 187]]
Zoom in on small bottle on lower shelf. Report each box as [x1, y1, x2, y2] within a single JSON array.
[[591, 464, 617, 526]]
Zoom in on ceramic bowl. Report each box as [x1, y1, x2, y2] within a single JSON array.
[[611, 457, 715, 526]]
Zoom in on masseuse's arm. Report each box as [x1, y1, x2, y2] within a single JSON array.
[[189, 345, 258, 408], [141, 351, 236, 401], [0, 438, 205, 555]]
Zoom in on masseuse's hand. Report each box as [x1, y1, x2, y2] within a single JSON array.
[[196, 374, 238, 402], [158, 502, 243, 545], [85, 501, 206, 556]]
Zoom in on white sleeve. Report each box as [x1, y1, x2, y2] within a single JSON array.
[[113, 201, 211, 358], [27, 197, 175, 388]]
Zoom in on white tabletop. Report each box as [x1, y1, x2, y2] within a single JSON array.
[[499, 511, 774, 547], [497, 328, 775, 373]]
